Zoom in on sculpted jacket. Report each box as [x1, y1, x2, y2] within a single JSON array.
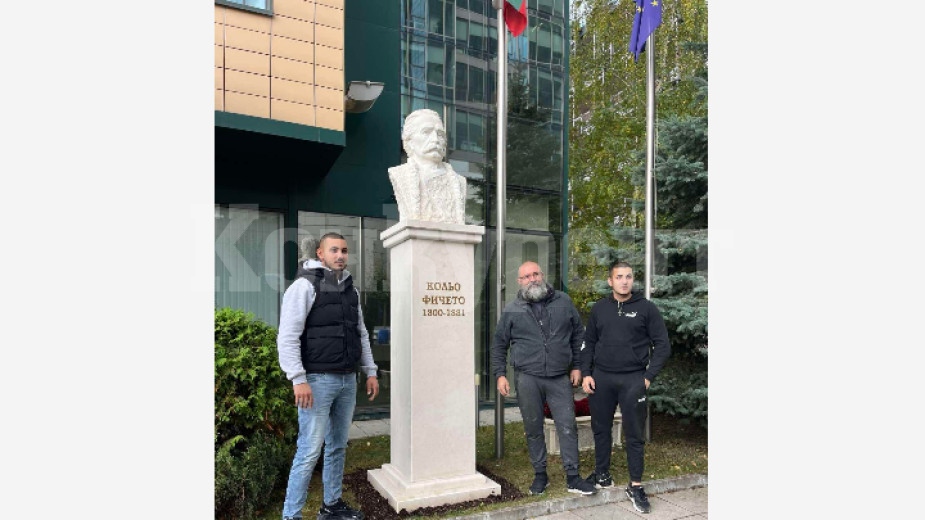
[[388, 161, 467, 224], [491, 285, 584, 380]]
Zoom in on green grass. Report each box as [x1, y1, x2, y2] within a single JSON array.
[[258, 413, 707, 519]]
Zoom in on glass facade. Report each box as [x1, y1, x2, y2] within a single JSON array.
[[213, 0, 570, 411], [400, 0, 569, 402]]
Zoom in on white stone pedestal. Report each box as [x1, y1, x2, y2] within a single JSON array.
[[367, 220, 500, 513]]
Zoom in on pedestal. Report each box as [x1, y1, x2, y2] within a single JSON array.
[[367, 220, 500, 513]]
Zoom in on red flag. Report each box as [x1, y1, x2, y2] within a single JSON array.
[[503, 0, 527, 37]]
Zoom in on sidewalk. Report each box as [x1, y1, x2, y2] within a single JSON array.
[[349, 410, 707, 519]]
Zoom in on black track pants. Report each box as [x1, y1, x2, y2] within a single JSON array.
[[588, 368, 647, 482]]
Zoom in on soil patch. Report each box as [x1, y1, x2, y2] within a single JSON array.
[[343, 464, 525, 519]]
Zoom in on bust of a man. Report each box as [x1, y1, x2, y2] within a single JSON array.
[[388, 109, 467, 224]]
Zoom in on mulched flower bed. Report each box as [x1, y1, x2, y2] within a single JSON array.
[[342, 464, 526, 519]]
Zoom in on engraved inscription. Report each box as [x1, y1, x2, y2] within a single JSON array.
[[421, 281, 466, 318]]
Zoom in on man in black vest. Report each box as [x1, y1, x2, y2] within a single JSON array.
[[278, 233, 379, 520]]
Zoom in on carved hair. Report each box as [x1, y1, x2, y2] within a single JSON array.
[[401, 109, 444, 156]]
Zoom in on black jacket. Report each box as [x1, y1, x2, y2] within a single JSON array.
[[579, 291, 670, 382], [491, 285, 584, 379], [298, 266, 361, 373]]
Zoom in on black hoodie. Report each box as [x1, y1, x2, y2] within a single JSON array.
[[579, 291, 670, 382]]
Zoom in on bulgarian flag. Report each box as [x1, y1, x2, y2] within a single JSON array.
[[502, 1, 527, 37]]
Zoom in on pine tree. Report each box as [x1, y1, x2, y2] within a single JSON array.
[[592, 45, 708, 426]]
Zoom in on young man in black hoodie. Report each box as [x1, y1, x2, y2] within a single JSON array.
[[580, 261, 670, 514]]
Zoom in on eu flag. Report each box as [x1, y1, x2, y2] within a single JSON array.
[[629, 0, 663, 62]]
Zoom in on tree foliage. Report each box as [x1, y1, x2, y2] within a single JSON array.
[[567, 0, 708, 312], [567, 0, 708, 425], [215, 308, 296, 519]]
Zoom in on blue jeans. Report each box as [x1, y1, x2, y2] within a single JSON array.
[[282, 372, 357, 519]]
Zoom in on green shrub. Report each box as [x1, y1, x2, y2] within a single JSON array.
[[215, 307, 295, 446], [215, 308, 297, 519], [648, 355, 708, 428], [215, 432, 293, 520]]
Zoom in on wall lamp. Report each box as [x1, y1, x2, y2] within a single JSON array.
[[344, 81, 385, 114]]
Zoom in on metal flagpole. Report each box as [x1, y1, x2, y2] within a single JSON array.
[[493, 0, 507, 460], [643, 31, 656, 444]]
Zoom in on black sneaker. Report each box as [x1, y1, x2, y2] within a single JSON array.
[[566, 474, 597, 495], [625, 483, 651, 513], [318, 498, 365, 520], [584, 471, 614, 489], [529, 472, 549, 495]]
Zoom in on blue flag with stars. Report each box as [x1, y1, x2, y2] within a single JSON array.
[[629, 0, 663, 62]]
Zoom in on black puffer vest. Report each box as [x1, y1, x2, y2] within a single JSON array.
[[299, 267, 361, 373]]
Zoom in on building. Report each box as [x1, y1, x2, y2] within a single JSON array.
[[214, 0, 570, 413]]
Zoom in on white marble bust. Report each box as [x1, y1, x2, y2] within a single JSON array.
[[389, 109, 467, 224]]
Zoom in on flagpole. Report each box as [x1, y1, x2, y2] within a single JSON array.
[[494, 0, 508, 460], [643, 31, 656, 444]]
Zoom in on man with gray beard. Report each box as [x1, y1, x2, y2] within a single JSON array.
[[491, 261, 597, 496]]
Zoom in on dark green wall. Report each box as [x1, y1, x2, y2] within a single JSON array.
[[306, 0, 401, 219], [215, 0, 400, 219]]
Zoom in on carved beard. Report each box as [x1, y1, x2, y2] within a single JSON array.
[[521, 282, 548, 302]]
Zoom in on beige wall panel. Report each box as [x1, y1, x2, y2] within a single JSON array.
[[314, 25, 343, 50], [315, 4, 344, 29], [274, 0, 314, 20], [272, 56, 313, 83], [272, 98, 315, 126], [314, 45, 343, 70], [315, 106, 343, 131], [215, 22, 224, 45], [216, 89, 224, 111], [215, 4, 225, 23], [314, 85, 342, 110], [272, 35, 313, 62], [314, 65, 343, 91], [272, 77, 314, 105], [225, 8, 272, 33], [316, 0, 344, 9], [226, 91, 270, 118], [225, 26, 271, 54], [215, 67, 224, 90], [226, 69, 270, 97], [272, 15, 314, 43], [215, 44, 224, 68], [225, 48, 270, 76]]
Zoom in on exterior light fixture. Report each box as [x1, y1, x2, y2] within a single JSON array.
[[344, 80, 385, 114]]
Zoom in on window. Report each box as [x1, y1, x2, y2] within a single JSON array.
[[469, 66, 485, 103], [216, 0, 271, 15], [456, 61, 469, 101], [426, 42, 445, 85], [552, 24, 564, 65], [428, 0, 444, 34], [214, 205, 285, 327], [296, 212, 398, 409]]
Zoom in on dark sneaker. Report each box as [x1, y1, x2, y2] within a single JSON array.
[[625, 483, 651, 513], [584, 471, 614, 489], [529, 472, 549, 495], [318, 498, 365, 520], [566, 474, 597, 496]]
